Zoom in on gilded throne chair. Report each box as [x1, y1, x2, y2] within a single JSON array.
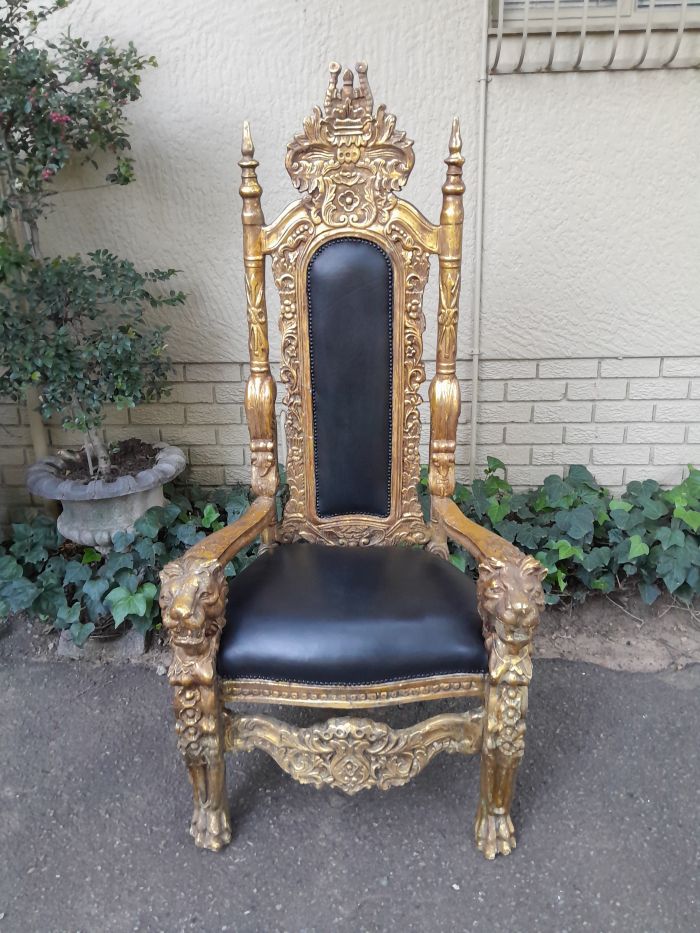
[[159, 62, 546, 860]]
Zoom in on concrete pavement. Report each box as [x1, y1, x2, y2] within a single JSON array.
[[1, 625, 698, 933]]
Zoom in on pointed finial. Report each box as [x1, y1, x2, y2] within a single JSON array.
[[449, 116, 462, 155], [341, 67, 354, 100], [442, 116, 465, 197], [241, 120, 254, 159], [239, 119, 260, 197]]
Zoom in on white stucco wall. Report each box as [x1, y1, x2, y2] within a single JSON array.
[[483, 68, 700, 359], [39, 0, 700, 364], [39, 0, 481, 362], [2, 0, 698, 522]]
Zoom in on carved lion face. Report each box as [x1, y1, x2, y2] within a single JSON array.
[[477, 555, 547, 646], [159, 558, 227, 652]]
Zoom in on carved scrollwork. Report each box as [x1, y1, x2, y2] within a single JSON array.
[[240, 122, 280, 501], [437, 268, 460, 361], [477, 554, 547, 759], [220, 673, 485, 708], [160, 557, 227, 760], [250, 437, 276, 481], [225, 711, 483, 795], [159, 557, 232, 849], [271, 218, 315, 526], [427, 118, 464, 500], [285, 62, 414, 229], [387, 219, 430, 532], [279, 519, 429, 547], [245, 272, 268, 361], [487, 683, 527, 758]]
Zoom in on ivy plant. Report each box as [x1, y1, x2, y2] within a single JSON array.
[[0, 485, 257, 645], [420, 460, 700, 607], [1, 467, 698, 645]]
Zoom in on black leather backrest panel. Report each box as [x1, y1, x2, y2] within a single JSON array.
[[307, 237, 392, 517]]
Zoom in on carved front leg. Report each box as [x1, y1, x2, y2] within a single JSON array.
[[476, 667, 528, 858], [474, 555, 546, 859], [160, 557, 231, 851]]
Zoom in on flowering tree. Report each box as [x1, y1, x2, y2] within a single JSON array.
[[0, 0, 155, 231], [0, 0, 183, 478]]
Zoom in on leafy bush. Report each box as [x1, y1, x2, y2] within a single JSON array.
[[1, 465, 698, 645], [422, 460, 700, 606], [0, 485, 257, 645], [0, 244, 184, 474]]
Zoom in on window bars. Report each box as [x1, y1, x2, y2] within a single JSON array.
[[489, 0, 700, 73]]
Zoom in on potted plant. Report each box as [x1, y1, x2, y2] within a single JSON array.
[[0, 0, 186, 547]]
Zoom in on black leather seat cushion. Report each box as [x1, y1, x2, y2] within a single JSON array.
[[218, 544, 486, 684]]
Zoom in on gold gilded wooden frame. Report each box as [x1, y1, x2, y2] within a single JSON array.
[[159, 63, 546, 860], [264, 63, 435, 547]]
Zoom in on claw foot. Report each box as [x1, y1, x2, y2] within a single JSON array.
[[474, 805, 516, 859], [190, 805, 232, 851]]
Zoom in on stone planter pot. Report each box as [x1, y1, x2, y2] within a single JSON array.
[[26, 445, 186, 548]]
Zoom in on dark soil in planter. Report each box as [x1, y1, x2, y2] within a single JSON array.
[[59, 438, 159, 482]]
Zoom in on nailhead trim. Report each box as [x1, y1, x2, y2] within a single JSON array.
[[306, 237, 393, 518], [223, 671, 486, 686]]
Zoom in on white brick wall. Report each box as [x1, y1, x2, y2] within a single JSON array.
[[462, 356, 698, 489], [2, 354, 699, 527]]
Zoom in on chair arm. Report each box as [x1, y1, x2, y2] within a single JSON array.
[[433, 498, 547, 670], [434, 497, 523, 567], [174, 495, 276, 568], [158, 496, 276, 684]]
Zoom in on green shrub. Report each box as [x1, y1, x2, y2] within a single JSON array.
[[0, 246, 184, 477], [1, 465, 698, 644]]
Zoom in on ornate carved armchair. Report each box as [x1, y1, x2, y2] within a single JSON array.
[[159, 63, 546, 860]]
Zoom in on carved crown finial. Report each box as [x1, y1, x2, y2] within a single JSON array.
[[322, 60, 375, 131], [285, 61, 414, 228]]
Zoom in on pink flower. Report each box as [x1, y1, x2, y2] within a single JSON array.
[[49, 112, 71, 125], [41, 168, 53, 180]]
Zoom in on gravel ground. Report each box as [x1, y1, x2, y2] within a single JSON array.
[[1, 623, 698, 933]]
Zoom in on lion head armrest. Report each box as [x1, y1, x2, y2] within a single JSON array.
[[432, 497, 547, 668], [158, 497, 276, 685], [160, 556, 227, 686]]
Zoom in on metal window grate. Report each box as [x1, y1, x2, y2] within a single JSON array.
[[490, 0, 700, 72]]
